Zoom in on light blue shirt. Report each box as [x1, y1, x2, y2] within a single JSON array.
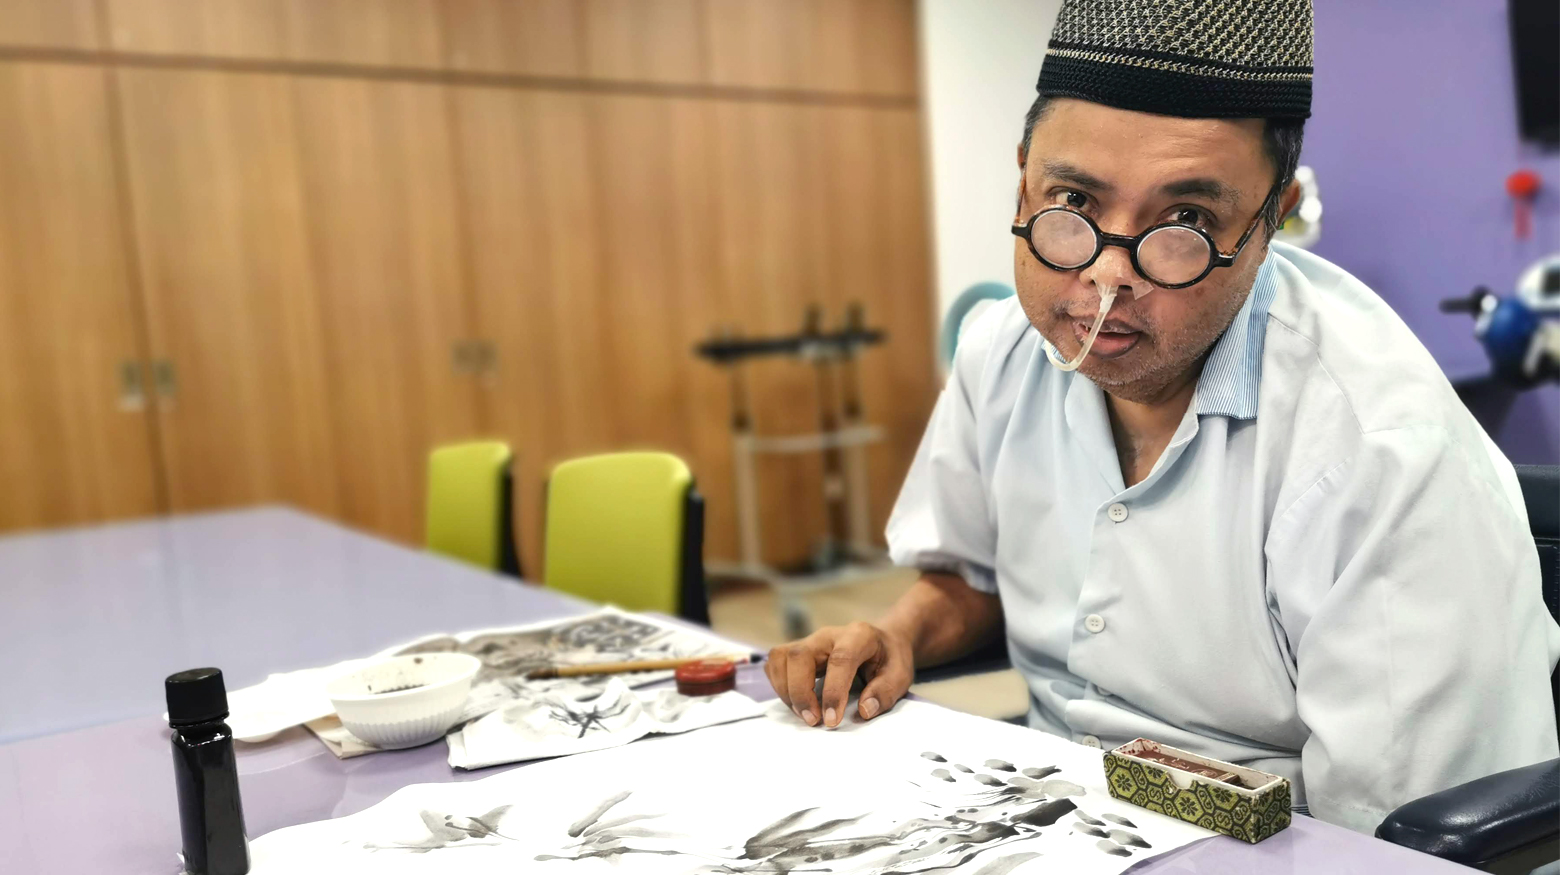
[[887, 243, 1560, 833]]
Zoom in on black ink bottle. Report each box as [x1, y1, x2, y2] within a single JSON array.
[[166, 667, 250, 875]]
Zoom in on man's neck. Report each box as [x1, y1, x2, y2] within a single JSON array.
[[1105, 362, 1203, 487]]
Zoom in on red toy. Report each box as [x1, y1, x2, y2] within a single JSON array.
[[1506, 169, 1542, 240]]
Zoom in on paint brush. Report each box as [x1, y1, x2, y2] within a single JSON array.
[[526, 655, 750, 680]]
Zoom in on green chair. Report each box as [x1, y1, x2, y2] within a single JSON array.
[[425, 441, 520, 577], [543, 452, 709, 624]]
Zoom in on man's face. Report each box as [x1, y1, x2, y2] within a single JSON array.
[[1016, 98, 1275, 404]]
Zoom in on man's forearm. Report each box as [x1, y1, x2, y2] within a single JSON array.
[[877, 572, 1004, 668]]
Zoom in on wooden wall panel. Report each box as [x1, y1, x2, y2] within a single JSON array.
[[294, 78, 480, 544], [708, 101, 834, 565], [105, 0, 443, 68], [704, 100, 936, 565], [705, 0, 917, 97], [583, 0, 705, 85], [441, 0, 583, 77], [813, 106, 937, 539], [280, 0, 443, 68], [451, 87, 604, 575], [103, 0, 283, 58], [0, 62, 158, 531], [0, 0, 101, 49], [116, 69, 340, 516]]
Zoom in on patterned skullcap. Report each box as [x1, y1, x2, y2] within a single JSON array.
[[1037, 0, 1313, 119]]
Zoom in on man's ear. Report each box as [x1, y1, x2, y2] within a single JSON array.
[[1278, 178, 1302, 224]]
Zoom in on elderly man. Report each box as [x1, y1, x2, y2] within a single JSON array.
[[764, 0, 1560, 833]]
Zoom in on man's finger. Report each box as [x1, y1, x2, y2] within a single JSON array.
[[765, 645, 791, 710], [856, 651, 913, 722], [784, 639, 827, 726], [818, 623, 877, 728]]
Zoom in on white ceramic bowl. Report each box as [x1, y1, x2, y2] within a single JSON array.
[[326, 653, 481, 750]]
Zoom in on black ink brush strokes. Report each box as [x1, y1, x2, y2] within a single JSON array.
[[359, 805, 516, 853], [362, 751, 1163, 871]]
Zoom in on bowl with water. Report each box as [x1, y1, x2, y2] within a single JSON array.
[[326, 653, 480, 749]]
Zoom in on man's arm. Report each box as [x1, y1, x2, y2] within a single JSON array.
[[764, 572, 1003, 729], [1269, 427, 1560, 833]]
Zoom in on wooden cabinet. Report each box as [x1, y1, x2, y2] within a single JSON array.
[[450, 87, 599, 573], [0, 63, 159, 530], [582, 0, 705, 84], [103, 0, 284, 58], [704, 0, 918, 97], [104, 0, 443, 68], [0, 1, 935, 562], [0, 0, 101, 49], [116, 69, 341, 517], [440, 0, 583, 77], [281, 0, 444, 68], [293, 77, 481, 543]]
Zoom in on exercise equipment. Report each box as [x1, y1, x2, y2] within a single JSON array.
[[696, 304, 888, 637]]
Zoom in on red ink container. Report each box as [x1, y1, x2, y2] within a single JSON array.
[[674, 659, 737, 696]]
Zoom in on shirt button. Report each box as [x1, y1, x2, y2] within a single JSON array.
[[1082, 735, 1102, 749], [1107, 503, 1129, 523], [1095, 686, 1111, 699], [1084, 613, 1106, 634]]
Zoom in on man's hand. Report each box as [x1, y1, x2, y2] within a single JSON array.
[[764, 621, 914, 728]]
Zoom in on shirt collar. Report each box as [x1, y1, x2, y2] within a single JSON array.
[[1193, 252, 1279, 421]]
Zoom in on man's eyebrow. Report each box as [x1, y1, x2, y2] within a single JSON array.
[[1160, 177, 1241, 208], [1039, 160, 1113, 193]]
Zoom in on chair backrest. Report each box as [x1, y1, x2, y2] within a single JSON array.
[[1515, 464, 1559, 731], [426, 441, 519, 576], [544, 452, 706, 622], [938, 282, 1015, 370]]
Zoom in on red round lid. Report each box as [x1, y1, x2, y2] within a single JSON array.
[[675, 659, 737, 684]]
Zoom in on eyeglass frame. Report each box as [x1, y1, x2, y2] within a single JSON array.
[[1010, 184, 1279, 290]]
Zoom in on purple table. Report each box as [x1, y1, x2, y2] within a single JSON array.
[[0, 508, 1471, 874]]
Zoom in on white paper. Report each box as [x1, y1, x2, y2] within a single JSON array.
[[221, 609, 753, 746], [250, 700, 1215, 874], [447, 679, 766, 769]]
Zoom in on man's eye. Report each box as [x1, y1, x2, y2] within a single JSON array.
[[1064, 191, 1088, 209], [1173, 207, 1209, 226]]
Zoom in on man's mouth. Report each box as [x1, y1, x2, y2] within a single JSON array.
[[1072, 319, 1141, 358]]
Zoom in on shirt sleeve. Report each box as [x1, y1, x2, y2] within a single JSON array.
[[884, 307, 1002, 595], [1266, 425, 1560, 833]]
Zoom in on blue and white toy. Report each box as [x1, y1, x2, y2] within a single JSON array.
[[1442, 254, 1560, 386]]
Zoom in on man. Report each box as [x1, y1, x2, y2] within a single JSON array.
[[764, 0, 1560, 833]]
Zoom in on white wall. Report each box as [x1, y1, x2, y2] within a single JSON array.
[[918, 0, 1062, 321]]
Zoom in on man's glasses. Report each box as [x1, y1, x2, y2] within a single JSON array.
[[1011, 187, 1276, 289]]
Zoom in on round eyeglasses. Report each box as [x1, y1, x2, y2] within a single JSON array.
[[1011, 188, 1276, 290]]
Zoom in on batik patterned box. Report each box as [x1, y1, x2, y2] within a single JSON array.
[[1103, 738, 1292, 843]]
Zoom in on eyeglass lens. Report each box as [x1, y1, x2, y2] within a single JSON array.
[[1031, 210, 1214, 287]]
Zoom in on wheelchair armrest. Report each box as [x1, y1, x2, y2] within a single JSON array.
[[912, 638, 1012, 685], [1374, 757, 1560, 866]]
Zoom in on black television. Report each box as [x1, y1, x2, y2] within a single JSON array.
[[1508, 0, 1559, 148]]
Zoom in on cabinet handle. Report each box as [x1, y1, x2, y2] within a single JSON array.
[[452, 341, 476, 374], [117, 361, 146, 411], [452, 340, 497, 376], [153, 359, 177, 407]]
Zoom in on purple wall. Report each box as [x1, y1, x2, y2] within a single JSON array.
[[1305, 0, 1559, 464]]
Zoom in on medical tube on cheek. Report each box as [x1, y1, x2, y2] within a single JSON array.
[[1046, 290, 1118, 371]]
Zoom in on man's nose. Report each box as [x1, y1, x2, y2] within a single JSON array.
[[1080, 244, 1151, 300]]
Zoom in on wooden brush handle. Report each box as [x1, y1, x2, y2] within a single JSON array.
[[527, 655, 747, 680]]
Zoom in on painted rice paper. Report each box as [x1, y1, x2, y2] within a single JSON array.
[[446, 679, 766, 769], [221, 608, 753, 745], [249, 700, 1214, 874], [386, 608, 756, 724]]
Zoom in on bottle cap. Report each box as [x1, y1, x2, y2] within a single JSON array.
[[165, 667, 229, 726]]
